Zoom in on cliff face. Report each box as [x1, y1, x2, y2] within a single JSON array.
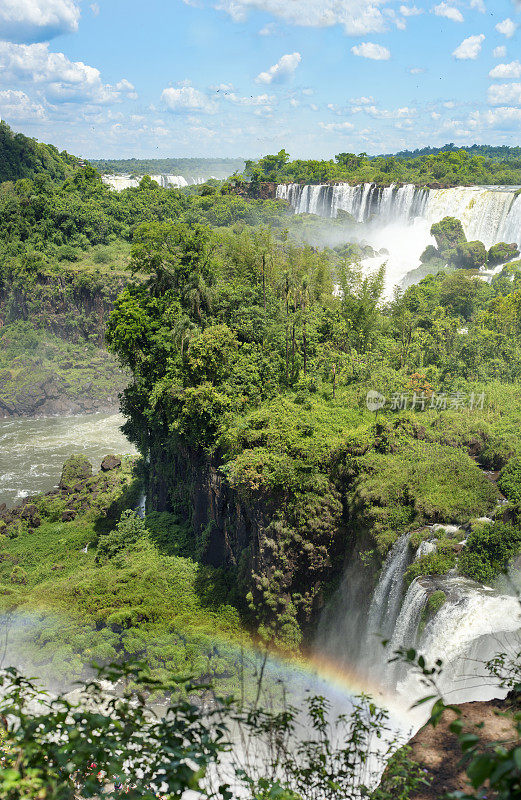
[[146, 440, 355, 635], [0, 269, 130, 417]]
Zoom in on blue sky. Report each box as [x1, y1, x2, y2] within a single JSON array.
[[1, 0, 521, 159]]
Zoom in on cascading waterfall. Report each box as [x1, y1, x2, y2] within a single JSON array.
[[102, 174, 210, 191], [318, 525, 521, 709], [276, 182, 521, 247], [364, 533, 412, 648], [277, 182, 521, 294]]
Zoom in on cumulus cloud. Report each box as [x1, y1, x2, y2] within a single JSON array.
[[489, 60, 521, 79], [225, 91, 274, 105], [161, 83, 218, 113], [433, 3, 464, 22], [351, 41, 391, 60], [212, 0, 392, 36], [496, 18, 518, 38], [0, 0, 80, 44], [0, 41, 132, 104], [350, 103, 415, 118], [0, 89, 47, 121], [493, 45, 507, 58], [487, 81, 521, 104], [452, 33, 485, 59], [255, 52, 301, 84], [115, 79, 138, 99], [400, 5, 423, 15], [258, 22, 278, 35], [319, 120, 354, 131], [470, 106, 521, 128], [469, 0, 485, 10]]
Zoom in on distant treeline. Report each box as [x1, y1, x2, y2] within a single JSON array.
[[387, 143, 521, 161], [243, 147, 521, 187], [90, 157, 245, 178]]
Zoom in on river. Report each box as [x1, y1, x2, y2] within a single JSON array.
[[0, 412, 137, 508]]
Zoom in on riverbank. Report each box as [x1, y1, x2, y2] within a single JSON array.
[[0, 412, 136, 507]]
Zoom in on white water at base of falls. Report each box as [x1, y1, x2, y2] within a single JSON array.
[[277, 182, 521, 295]]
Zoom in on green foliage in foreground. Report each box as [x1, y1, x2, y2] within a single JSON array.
[[0, 660, 428, 800]]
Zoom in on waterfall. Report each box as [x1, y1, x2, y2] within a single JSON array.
[[277, 182, 521, 247], [318, 527, 521, 709], [364, 533, 412, 646], [397, 577, 521, 704], [277, 183, 428, 224], [102, 174, 210, 191], [277, 181, 521, 295]]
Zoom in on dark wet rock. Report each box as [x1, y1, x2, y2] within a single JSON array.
[[61, 509, 76, 522], [101, 455, 121, 472]]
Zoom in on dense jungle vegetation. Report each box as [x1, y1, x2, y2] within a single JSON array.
[[1, 119, 521, 688], [243, 146, 521, 186]]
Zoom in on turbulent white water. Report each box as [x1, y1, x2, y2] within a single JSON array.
[[0, 412, 137, 507], [319, 526, 521, 713], [102, 174, 211, 191], [278, 182, 521, 294]]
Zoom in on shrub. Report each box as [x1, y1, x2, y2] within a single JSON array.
[[56, 244, 79, 262], [405, 545, 457, 586], [59, 455, 92, 487], [498, 456, 521, 506], [459, 521, 521, 584], [96, 509, 147, 563]]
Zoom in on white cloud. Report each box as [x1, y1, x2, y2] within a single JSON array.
[[433, 3, 464, 22], [493, 45, 507, 58], [400, 5, 423, 15], [319, 120, 354, 131], [350, 95, 375, 104], [470, 106, 521, 128], [213, 0, 392, 36], [351, 41, 391, 60], [487, 81, 521, 104], [115, 79, 138, 99], [161, 83, 218, 113], [489, 60, 521, 79], [0, 0, 79, 43], [496, 18, 518, 38], [452, 33, 485, 59], [0, 41, 131, 104], [350, 103, 415, 118], [469, 0, 485, 10], [409, 66, 425, 73], [225, 91, 274, 105], [255, 51, 301, 83], [90, 3, 99, 15], [0, 89, 47, 121]]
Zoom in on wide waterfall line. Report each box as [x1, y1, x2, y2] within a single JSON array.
[[277, 182, 521, 249], [102, 174, 210, 191]]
